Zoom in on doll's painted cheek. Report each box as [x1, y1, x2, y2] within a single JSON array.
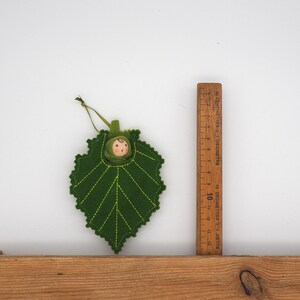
[[112, 140, 129, 157]]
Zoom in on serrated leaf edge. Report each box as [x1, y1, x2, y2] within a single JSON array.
[[69, 130, 166, 254]]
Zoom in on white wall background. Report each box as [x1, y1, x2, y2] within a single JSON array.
[[1, 0, 300, 255]]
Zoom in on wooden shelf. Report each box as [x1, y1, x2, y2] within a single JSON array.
[[1, 256, 300, 299]]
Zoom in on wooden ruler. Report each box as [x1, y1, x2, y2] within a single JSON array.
[[197, 83, 222, 255]]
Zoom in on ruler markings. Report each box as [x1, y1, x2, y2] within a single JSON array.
[[197, 83, 222, 255]]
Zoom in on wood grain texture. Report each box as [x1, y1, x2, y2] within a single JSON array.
[[1, 256, 300, 299], [197, 83, 222, 255]]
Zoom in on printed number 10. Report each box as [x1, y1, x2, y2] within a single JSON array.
[[207, 193, 213, 201]]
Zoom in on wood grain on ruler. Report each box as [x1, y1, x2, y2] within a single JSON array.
[[197, 83, 222, 255]]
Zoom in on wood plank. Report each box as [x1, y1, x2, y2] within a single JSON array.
[[197, 83, 222, 255], [1, 256, 300, 299]]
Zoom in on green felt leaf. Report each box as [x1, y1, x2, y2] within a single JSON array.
[[70, 129, 166, 253]]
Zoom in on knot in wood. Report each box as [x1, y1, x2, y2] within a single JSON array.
[[240, 270, 263, 297]]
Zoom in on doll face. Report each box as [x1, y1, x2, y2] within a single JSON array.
[[112, 139, 129, 157]]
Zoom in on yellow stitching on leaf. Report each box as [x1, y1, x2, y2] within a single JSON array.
[[118, 185, 144, 221], [72, 134, 106, 185], [90, 174, 117, 222], [116, 205, 157, 248], [79, 165, 110, 205], [133, 160, 159, 185], [74, 161, 103, 188], [121, 167, 155, 206], [118, 210, 131, 230], [136, 150, 155, 161], [115, 168, 119, 247], [98, 203, 116, 232]]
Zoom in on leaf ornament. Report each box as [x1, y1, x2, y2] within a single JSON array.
[[70, 97, 166, 253]]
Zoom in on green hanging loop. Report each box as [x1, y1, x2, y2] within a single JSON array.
[[75, 96, 111, 131]]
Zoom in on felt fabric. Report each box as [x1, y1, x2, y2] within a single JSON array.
[[70, 128, 166, 254], [104, 135, 132, 163]]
